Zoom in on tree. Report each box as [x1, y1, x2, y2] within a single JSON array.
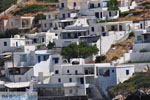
[[0, 28, 21, 38], [107, 0, 119, 11], [61, 42, 99, 59], [47, 41, 56, 49]]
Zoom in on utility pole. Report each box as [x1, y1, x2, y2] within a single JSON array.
[[99, 33, 102, 63], [12, 52, 15, 83], [144, 7, 146, 29]]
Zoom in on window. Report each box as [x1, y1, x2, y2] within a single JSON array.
[[69, 78, 72, 82], [58, 78, 61, 83], [4, 42, 7, 46], [140, 24, 143, 29], [48, 15, 51, 19], [55, 70, 59, 74], [44, 24, 47, 28], [100, 12, 103, 18], [42, 38, 45, 42], [68, 13, 70, 18], [75, 70, 78, 75], [90, 3, 94, 8], [67, 70, 70, 73], [98, 3, 101, 7], [99, 69, 110, 77], [144, 35, 148, 40], [137, 36, 142, 41], [91, 27, 95, 32], [126, 70, 129, 75], [109, 12, 111, 17], [16, 42, 18, 47], [54, 58, 59, 64], [43, 55, 49, 61], [61, 3, 64, 8], [62, 13, 65, 19], [112, 70, 114, 73], [95, 12, 99, 18], [73, 2, 76, 7]]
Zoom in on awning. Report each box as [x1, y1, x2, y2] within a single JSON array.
[[5, 82, 30, 88]]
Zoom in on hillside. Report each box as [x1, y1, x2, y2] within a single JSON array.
[[108, 73, 150, 100], [0, 0, 17, 13]]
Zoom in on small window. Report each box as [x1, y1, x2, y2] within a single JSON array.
[[48, 15, 51, 19], [67, 70, 70, 73], [42, 38, 45, 42], [69, 78, 72, 82], [95, 12, 99, 18], [54, 58, 59, 64], [137, 36, 142, 41], [62, 13, 65, 19], [61, 3, 64, 8], [68, 13, 70, 17], [98, 3, 101, 7], [74, 2, 77, 7], [75, 70, 78, 75], [91, 27, 95, 32], [112, 70, 114, 73], [126, 70, 129, 75], [58, 78, 61, 83], [4, 42, 7, 46], [109, 12, 111, 17], [55, 70, 59, 74], [44, 24, 47, 28]]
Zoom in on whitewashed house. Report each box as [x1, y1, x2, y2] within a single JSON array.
[[4, 49, 63, 82], [55, 18, 90, 47], [0, 35, 36, 53], [88, 21, 133, 55], [25, 31, 58, 46], [59, 0, 87, 19], [1, 16, 34, 31], [36, 59, 134, 99], [130, 29, 150, 62], [79, 0, 136, 20]]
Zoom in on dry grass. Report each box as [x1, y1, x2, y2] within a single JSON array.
[[103, 37, 134, 63]]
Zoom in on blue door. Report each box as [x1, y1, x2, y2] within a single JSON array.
[[62, 14, 65, 19], [38, 56, 41, 63], [16, 42, 18, 47]]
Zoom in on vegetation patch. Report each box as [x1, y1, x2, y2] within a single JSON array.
[[109, 73, 150, 98], [15, 4, 47, 15], [0, 0, 17, 13], [36, 0, 58, 3]]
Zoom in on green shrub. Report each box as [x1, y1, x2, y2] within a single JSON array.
[[0, 29, 21, 38], [96, 55, 106, 63], [47, 41, 55, 49], [0, 0, 17, 13], [140, 48, 147, 52], [15, 4, 47, 15], [129, 32, 135, 38], [120, 11, 130, 17]]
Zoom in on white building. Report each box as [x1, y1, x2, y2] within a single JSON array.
[[25, 31, 58, 46], [36, 59, 134, 99], [79, 0, 136, 20], [1, 16, 34, 31], [0, 35, 36, 53], [55, 18, 90, 47], [130, 29, 150, 62], [4, 49, 63, 82]]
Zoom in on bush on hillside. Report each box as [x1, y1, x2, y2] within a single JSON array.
[[14, 4, 47, 15]]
